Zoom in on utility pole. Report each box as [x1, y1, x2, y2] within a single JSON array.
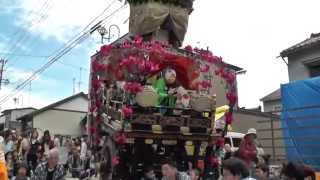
[[78, 67, 82, 92], [0, 59, 9, 90], [0, 59, 5, 90]]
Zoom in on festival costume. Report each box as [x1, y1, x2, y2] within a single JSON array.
[[0, 145, 8, 180]]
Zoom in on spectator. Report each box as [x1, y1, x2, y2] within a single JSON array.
[[0, 132, 4, 145], [99, 140, 112, 180], [238, 128, 258, 169], [203, 135, 224, 180], [255, 163, 269, 180], [53, 136, 60, 149], [80, 136, 88, 161], [27, 129, 40, 171], [5, 151, 15, 178], [19, 132, 30, 161], [188, 169, 200, 180], [161, 159, 191, 180], [63, 136, 72, 156], [11, 162, 30, 180], [4, 130, 14, 154], [67, 147, 81, 178], [281, 162, 315, 180], [141, 166, 157, 180], [40, 130, 54, 158], [224, 143, 232, 160], [222, 158, 256, 180], [32, 148, 65, 180]]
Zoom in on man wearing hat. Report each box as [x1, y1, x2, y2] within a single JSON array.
[[238, 128, 258, 168]]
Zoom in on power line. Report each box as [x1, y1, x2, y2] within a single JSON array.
[[0, 3, 127, 105], [3, 0, 53, 65], [0, 52, 49, 58], [57, 61, 88, 71]]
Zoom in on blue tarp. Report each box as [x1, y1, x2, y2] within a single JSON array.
[[281, 76, 320, 170]]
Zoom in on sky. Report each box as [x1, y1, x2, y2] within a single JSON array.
[[0, 0, 320, 111]]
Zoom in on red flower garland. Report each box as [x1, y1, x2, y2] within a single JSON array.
[[90, 38, 240, 162], [124, 82, 143, 94], [121, 106, 133, 118], [100, 44, 112, 56], [226, 72, 236, 84], [184, 45, 193, 52], [200, 64, 210, 73], [226, 91, 238, 106], [200, 80, 212, 89], [116, 132, 127, 145]]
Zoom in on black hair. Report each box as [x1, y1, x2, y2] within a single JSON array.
[[161, 158, 177, 168], [144, 166, 154, 173], [222, 158, 249, 178], [256, 163, 269, 175], [44, 130, 50, 136], [281, 162, 315, 180]]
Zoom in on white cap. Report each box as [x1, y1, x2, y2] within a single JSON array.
[[246, 128, 257, 136]]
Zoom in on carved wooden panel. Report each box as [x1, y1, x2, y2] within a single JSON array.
[[131, 114, 159, 125], [160, 116, 185, 127], [187, 118, 211, 128]]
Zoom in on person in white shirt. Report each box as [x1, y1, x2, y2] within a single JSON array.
[[80, 136, 88, 161]]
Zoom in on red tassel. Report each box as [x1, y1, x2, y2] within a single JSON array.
[[225, 112, 233, 125]]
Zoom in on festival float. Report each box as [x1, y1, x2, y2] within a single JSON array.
[[88, 0, 238, 179]]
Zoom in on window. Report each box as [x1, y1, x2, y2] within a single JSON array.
[[309, 65, 320, 78], [232, 138, 242, 147], [273, 105, 282, 111]]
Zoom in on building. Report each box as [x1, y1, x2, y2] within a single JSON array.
[[261, 33, 320, 113], [257, 33, 320, 164], [260, 89, 282, 114], [18, 92, 88, 136], [0, 107, 37, 131]]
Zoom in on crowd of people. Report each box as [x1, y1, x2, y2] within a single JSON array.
[[138, 128, 316, 180], [0, 128, 97, 180], [0, 127, 316, 180]]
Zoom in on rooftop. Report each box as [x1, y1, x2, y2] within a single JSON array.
[[260, 88, 281, 102], [18, 92, 88, 121], [280, 33, 320, 57], [1, 107, 37, 114]]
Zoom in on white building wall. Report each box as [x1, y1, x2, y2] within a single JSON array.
[[0, 116, 5, 124], [287, 47, 320, 82], [263, 100, 282, 113], [33, 110, 86, 136], [11, 109, 35, 121], [55, 97, 88, 112]]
